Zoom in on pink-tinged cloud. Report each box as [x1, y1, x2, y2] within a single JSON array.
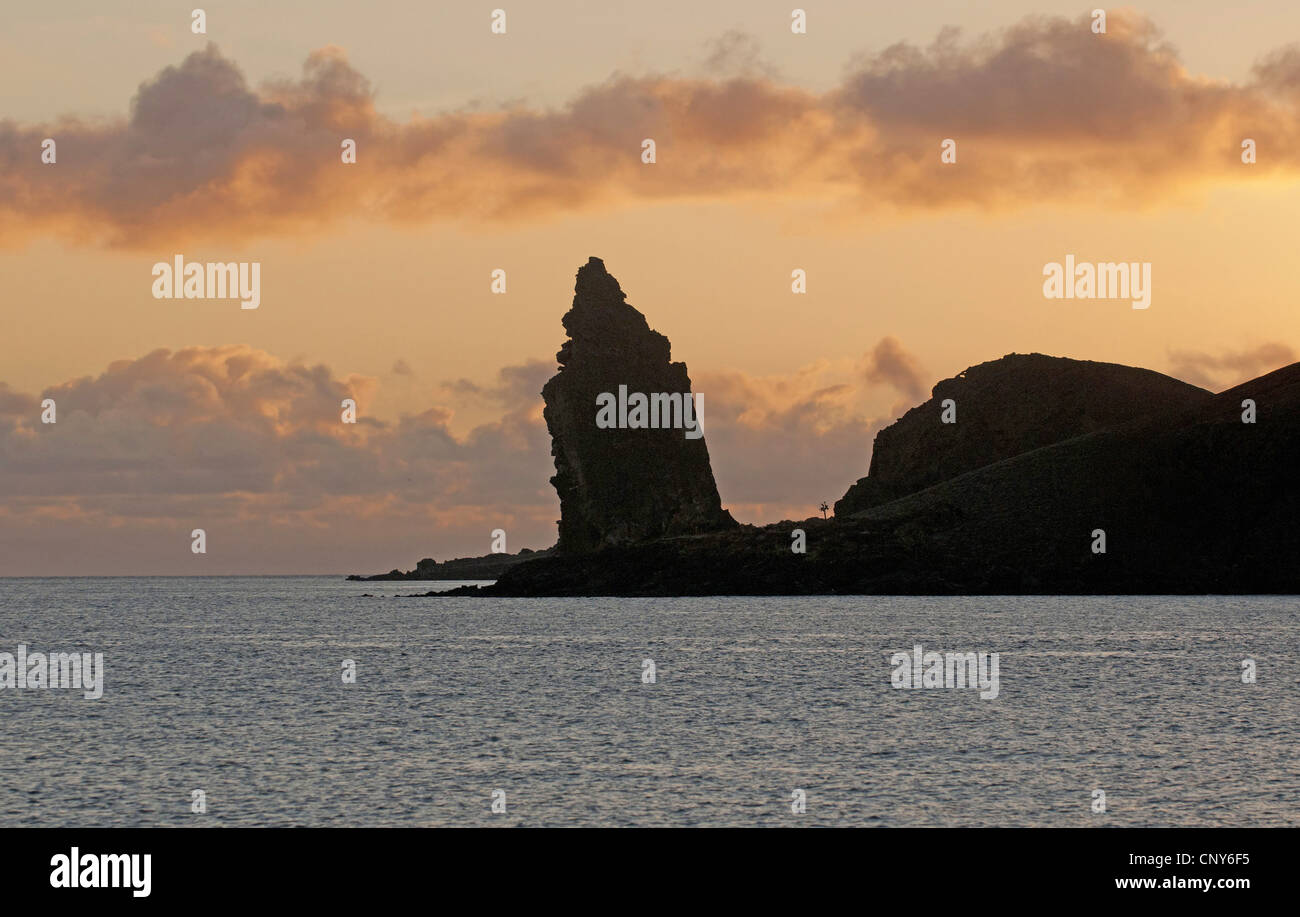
[[862, 336, 927, 402], [0, 346, 560, 573], [1167, 342, 1298, 390], [3, 12, 1299, 247], [0, 340, 920, 572]]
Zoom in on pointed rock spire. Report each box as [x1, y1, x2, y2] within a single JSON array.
[[542, 257, 735, 553]]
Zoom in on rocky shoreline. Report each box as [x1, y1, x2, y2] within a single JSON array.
[[347, 548, 551, 581]]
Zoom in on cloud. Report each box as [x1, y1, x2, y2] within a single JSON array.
[[0, 346, 560, 573], [862, 336, 927, 402], [699, 31, 780, 80], [4, 12, 1299, 247], [0, 345, 559, 503], [0, 382, 38, 416], [0, 340, 924, 570], [1167, 342, 1297, 390], [438, 359, 553, 405]]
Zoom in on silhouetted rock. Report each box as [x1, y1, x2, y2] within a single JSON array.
[[835, 353, 1212, 516], [542, 257, 735, 553], [433, 358, 1300, 596], [347, 547, 552, 581]]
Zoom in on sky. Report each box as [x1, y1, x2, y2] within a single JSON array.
[[2, 2, 1299, 574]]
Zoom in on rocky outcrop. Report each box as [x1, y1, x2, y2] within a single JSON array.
[[542, 257, 735, 553], [431, 358, 1300, 596], [835, 353, 1211, 516], [347, 547, 552, 581]]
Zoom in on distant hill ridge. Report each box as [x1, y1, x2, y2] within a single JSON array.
[[836, 353, 1212, 516]]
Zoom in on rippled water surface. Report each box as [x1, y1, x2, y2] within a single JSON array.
[[1, 577, 1296, 826]]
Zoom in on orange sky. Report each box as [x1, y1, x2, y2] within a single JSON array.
[[2, 5, 1298, 573]]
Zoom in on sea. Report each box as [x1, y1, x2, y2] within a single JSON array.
[[1, 577, 1295, 826]]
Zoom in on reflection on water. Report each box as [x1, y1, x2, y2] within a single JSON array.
[[1, 578, 1295, 826]]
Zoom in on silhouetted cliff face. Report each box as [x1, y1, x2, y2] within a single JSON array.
[[835, 353, 1212, 516], [431, 358, 1300, 596], [542, 257, 735, 553]]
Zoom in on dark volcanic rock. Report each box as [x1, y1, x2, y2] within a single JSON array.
[[835, 353, 1211, 516], [542, 257, 735, 553], [436, 359, 1300, 596], [347, 548, 551, 581]]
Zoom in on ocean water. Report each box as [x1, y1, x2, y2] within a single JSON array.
[[0, 577, 1295, 827]]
